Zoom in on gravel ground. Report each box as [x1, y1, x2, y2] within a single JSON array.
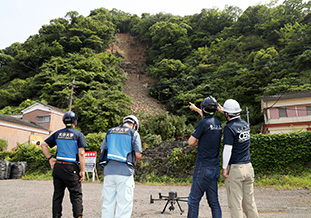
[[0, 180, 310, 218]]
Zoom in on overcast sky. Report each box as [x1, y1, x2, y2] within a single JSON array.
[[0, 0, 283, 49]]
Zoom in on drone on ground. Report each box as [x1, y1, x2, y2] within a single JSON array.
[[150, 191, 189, 215]]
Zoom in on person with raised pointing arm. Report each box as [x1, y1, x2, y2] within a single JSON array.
[[187, 96, 222, 218]]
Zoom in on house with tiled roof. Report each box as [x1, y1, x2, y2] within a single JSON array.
[[0, 102, 65, 150], [261, 91, 311, 134]]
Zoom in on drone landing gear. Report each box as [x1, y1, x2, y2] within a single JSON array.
[[161, 197, 184, 215], [150, 191, 188, 215]]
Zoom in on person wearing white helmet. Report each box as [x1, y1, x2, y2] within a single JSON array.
[[99, 115, 142, 218], [219, 99, 259, 218]]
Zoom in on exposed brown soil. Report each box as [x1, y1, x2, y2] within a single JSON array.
[[107, 33, 166, 115]]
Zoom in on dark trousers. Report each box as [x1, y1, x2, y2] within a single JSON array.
[[187, 164, 222, 218], [52, 163, 83, 218]]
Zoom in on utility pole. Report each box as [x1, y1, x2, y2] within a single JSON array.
[[68, 77, 76, 111], [246, 107, 250, 126]]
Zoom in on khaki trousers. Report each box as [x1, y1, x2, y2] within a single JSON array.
[[225, 163, 259, 218]]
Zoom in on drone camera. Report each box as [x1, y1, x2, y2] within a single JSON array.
[[150, 191, 189, 215]]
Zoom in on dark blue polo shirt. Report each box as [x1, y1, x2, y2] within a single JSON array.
[[192, 115, 222, 166], [223, 117, 251, 165]]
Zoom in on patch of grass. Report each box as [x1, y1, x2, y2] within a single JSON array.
[[22, 170, 104, 182], [22, 170, 311, 191], [139, 172, 192, 185], [23, 170, 53, 180], [254, 171, 311, 190]]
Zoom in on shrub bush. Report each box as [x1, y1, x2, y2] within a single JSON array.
[[85, 132, 106, 154], [136, 131, 311, 183], [140, 112, 193, 141], [2, 130, 310, 181], [141, 134, 162, 148], [251, 131, 311, 174], [6, 143, 56, 173], [0, 151, 11, 160], [0, 139, 8, 151]]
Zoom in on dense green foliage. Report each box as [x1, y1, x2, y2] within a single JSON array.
[[142, 1, 311, 132], [251, 131, 311, 173], [0, 9, 132, 134], [140, 112, 193, 142], [137, 131, 311, 183], [1, 0, 311, 135], [2, 131, 310, 187]]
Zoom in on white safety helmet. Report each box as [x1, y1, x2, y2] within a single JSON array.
[[223, 99, 242, 116], [123, 115, 139, 131]]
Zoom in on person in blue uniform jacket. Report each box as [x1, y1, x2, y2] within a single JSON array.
[[219, 99, 259, 218], [41, 111, 87, 218], [100, 115, 142, 218], [187, 96, 222, 218]]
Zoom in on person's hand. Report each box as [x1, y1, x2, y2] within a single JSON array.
[[79, 171, 85, 182], [189, 102, 197, 111], [49, 158, 56, 169], [218, 104, 224, 114], [189, 102, 203, 117], [222, 168, 228, 178], [189, 102, 200, 112]]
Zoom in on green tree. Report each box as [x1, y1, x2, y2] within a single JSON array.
[[74, 90, 131, 134], [148, 21, 192, 62], [189, 6, 241, 48]]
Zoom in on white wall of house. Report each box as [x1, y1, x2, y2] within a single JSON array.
[[0, 120, 49, 150], [0, 102, 65, 150]]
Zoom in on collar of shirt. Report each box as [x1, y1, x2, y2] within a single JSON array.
[[204, 114, 214, 119], [227, 116, 240, 123]]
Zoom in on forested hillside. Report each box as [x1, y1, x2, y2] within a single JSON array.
[[1, 0, 311, 138]]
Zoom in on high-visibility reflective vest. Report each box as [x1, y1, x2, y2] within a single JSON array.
[[55, 131, 79, 163], [99, 126, 135, 167]]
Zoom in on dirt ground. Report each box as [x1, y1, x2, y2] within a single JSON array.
[[0, 180, 310, 218], [112, 33, 166, 115]]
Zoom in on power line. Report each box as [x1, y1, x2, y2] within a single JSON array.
[[0, 53, 39, 73]]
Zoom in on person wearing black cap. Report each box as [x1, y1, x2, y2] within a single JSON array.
[[100, 115, 142, 218], [41, 111, 87, 218], [187, 96, 222, 218]]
